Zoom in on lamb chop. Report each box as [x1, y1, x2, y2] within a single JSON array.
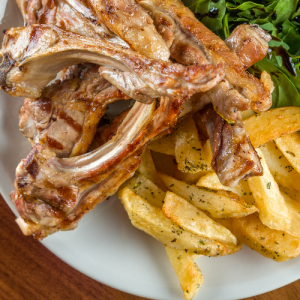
[[196, 24, 272, 186], [0, 25, 224, 103], [201, 104, 263, 187], [132, 0, 270, 186], [17, 0, 133, 157], [135, 0, 273, 121], [12, 100, 154, 238], [5, 1, 192, 238], [12, 91, 185, 239], [12, 146, 143, 238]]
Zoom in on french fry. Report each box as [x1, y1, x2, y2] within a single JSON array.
[[162, 192, 237, 245], [281, 193, 300, 238], [151, 151, 177, 177], [280, 186, 300, 203], [196, 172, 255, 206], [175, 117, 210, 174], [260, 141, 300, 192], [230, 213, 300, 262], [244, 107, 300, 148], [165, 246, 203, 300], [148, 132, 176, 156], [119, 187, 242, 256], [159, 173, 258, 218], [247, 148, 291, 232], [137, 149, 166, 190], [275, 132, 300, 175], [125, 175, 165, 208]]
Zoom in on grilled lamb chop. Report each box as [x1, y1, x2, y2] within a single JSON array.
[[0, 25, 224, 103], [17, 0, 132, 156], [11, 92, 184, 238], [11, 100, 154, 238], [87, 0, 170, 60], [201, 104, 263, 187], [12, 145, 143, 238], [134, 0, 270, 186], [19, 63, 129, 157], [136, 0, 273, 121]]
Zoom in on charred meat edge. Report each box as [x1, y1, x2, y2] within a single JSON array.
[[0, 25, 224, 103]]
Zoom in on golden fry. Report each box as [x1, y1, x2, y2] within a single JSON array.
[[275, 132, 300, 175], [175, 117, 210, 174], [260, 141, 300, 192], [138, 149, 166, 190], [244, 107, 300, 148], [125, 175, 165, 208], [162, 192, 237, 245], [119, 187, 241, 256], [196, 172, 255, 206], [247, 148, 291, 232], [160, 173, 257, 218], [165, 246, 203, 300], [231, 213, 300, 262]]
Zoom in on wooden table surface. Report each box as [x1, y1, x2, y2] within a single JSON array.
[[1, 194, 300, 300]]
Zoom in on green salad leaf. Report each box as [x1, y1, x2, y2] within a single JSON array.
[[183, 0, 300, 108]]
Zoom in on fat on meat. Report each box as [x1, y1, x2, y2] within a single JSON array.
[[19, 64, 129, 157]]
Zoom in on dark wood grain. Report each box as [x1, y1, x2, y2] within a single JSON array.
[[0, 194, 299, 300]]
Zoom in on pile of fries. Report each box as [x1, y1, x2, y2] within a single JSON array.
[[118, 106, 300, 300]]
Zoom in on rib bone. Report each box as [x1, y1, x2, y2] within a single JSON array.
[[0, 25, 224, 103]]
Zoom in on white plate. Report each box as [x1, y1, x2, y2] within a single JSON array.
[[1, 2, 300, 300]]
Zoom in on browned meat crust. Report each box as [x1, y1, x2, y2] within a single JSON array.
[[87, 0, 170, 60], [19, 64, 129, 157], [137, 0, 273, 121], [11, 146, 142, 239], [201, 104, 263, 187], [0, 25, 224, 102], [16, 0, 124, 43], [11, 94, 183, 238], [225, 24, 271, 69]]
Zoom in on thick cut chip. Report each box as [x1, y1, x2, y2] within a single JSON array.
[[260, 141, 300, 192], [138, 149, 166, 190], [124, 175, 165, 208], [165, 246, 203, 300], [196, 172, 255, 206], [160, 173, 258, 218], [151, 151, 177, 177], [148, 133, 176, 156], [162, 192, 237, 245], [119, 188, 241, 256], [282, 193, 300, 238], [244, 107, 300, 148], [175, 117, 210, 173], [247, 148, 291, 232], [275, 132, 300, 175], [280, 186, 300, 203], [230, 213, 300, 262]]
